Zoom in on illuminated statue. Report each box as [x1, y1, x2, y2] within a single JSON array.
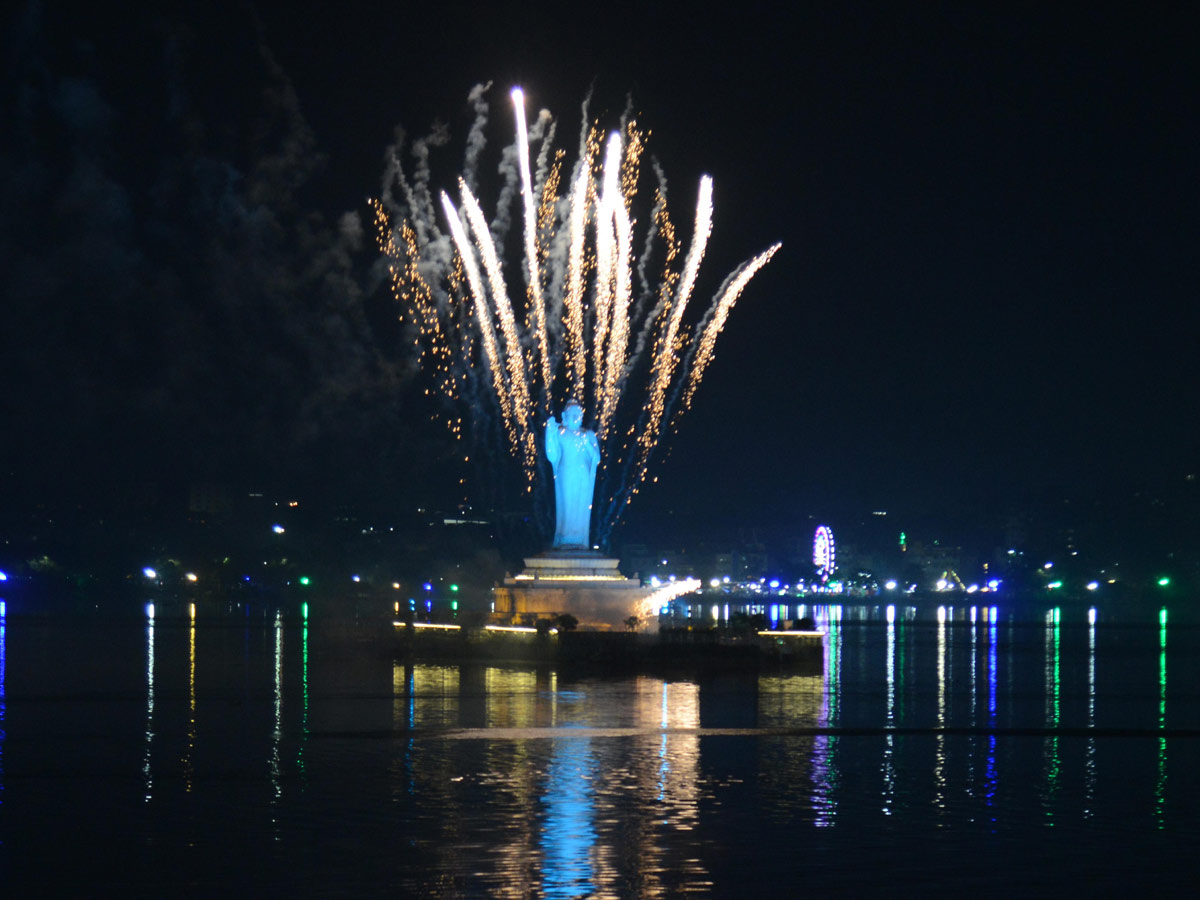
[[544, 403, 600, 549]]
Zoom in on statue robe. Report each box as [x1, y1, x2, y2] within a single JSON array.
[[545, 417, 600, 549]]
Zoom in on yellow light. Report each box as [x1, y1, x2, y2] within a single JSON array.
[[484, 624, 557, 634], [757, 630, 822, 637]]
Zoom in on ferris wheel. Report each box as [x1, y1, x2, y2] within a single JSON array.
[[813, 525, 835, 582]]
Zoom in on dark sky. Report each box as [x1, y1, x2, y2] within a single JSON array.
[[4, 1, 1197, 539]]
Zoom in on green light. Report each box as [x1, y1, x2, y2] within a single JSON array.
[[302, 601, 308, 619], [450, 584, 459, 592], [299, 576, 310, 586], [1047, 580, 1063, 590], [1159, 607, 1168, 627], [1157, 576, 1170, 587], [451, 600, 458, 611]]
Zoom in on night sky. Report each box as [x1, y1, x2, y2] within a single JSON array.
[[4, 1, 1197, 542]]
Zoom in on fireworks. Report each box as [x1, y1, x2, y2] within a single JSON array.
[[374, 86, 780, 544]]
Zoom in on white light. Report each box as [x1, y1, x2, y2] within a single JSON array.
[[1088, 607, 1097, 624], [937, 606, 946, 624], [884, 580, 897, 590], [272, 524, 285, 534], [146, 603, 155, 619], [988, 579, 1000, 590], [143, 568, 157, 580], [1086, 581, 1099, 591], [711, 604, 719, 620], [710, 578, 720, 588], [886, 604, 896, 624], [1044, 562, 1053, 569], [185, 572, 198, 583], [352, 574, 361, 583], [966, 584, 979, 594], [936, 579, 947, 591]]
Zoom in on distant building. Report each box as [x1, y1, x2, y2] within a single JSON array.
[[188, 483, 234, 517]]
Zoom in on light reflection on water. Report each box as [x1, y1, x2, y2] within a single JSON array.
[[1, 604, 1199, 894]]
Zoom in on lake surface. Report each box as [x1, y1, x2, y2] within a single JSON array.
[[1, 601, 1198, 896]]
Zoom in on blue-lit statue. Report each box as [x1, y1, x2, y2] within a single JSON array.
[[544, 402, 600, 549]]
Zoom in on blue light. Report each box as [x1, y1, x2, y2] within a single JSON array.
[[243, 575, 251, 582], [987, 579, 1000, 590], [272, 524, 285, 534], [423, 582, 433, 591], [352, 574, 361, 583], [769, 579, 780, 589], [425, 600, 432, 611], [0, 570, 7, 582], [0, 600, 5, 616]]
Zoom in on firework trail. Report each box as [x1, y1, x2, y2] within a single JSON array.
[[375, 85, 779, 545], [512, 88, 552, 398]]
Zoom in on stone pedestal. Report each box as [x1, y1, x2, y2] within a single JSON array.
[[493, 551, 654, 630]]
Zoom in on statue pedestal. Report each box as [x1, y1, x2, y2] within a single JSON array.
[[493, 551, 654, 630]]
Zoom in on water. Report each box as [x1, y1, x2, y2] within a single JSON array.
[[1, 603, 1198, 896]]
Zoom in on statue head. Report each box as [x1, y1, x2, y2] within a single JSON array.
[[563, 402, 583, 429]]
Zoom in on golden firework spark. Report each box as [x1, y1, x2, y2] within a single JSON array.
[[374, 86, 779, 541]]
